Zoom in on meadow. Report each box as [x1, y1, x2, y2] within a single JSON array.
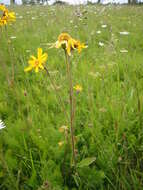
[[0, 4, 143, 190]]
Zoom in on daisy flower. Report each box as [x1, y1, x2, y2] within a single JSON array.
[[73, 84, 83, 93], [51, 33, 87, 56], [0, 6, 16, 26], [24, 48, 48, 73], [0, 119, 6, 130]]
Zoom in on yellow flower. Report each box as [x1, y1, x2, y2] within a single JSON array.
[[58, 141, 64, 147], [54, 33, 87, 56], [0, 5, 16, 26], [55, 33, 72, 50], [24, 48, 48, 73], [72, 40, 87, 53], [58, 33, 72, 44], [66, 38, 75, 56], [0, 4, 6, 11], [7, 11, 16, 22], [0, 15, 8, 25], [59, 125, 68, 133], [73, 85, 82, 93], [0, 9, 16, 26]]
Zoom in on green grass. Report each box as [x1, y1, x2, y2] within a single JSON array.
[[0, 4, 143, 190]]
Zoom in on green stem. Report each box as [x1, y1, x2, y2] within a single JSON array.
[[5, 26, 15, 84], [44, 66, 69, 123], [65, 51, 76, 167]]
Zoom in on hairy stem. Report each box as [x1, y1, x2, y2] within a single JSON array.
[[5, 26, 15, 84], [65, 52, 76, 167], [44, 66, 69, 123]]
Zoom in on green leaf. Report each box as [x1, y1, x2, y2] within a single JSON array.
[[0, 171, 4, 178], [72, 174, 80, 187], [77, 157, 96, 168]]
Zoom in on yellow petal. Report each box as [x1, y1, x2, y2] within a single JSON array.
[[24, 66, 33, 72], [37, 48, 42, 59], [67, 39, 75, 56], [73, 85, 83, 92], [67, 43, 72, 56], [58, 33, 71, 42], [78, 46, 82, 53], [30, 55, 36, 61], [35, 67, 39, 73], [0, 5, 6, 11], [67, 46, 71, 56], [82, 43, 87, 49], [8, 12, 16, 21], [59, 125, 68, 133], [28, 60, 35, 66], [71, 40, 75, 49], [58, 141, 64, 147], [39, 64, 44, 70], [40, 53, 48, 63]]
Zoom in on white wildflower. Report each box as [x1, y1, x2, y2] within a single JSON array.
[[10, 36, 16, 39], [0, 120, 6, 130], [19, 16, 23, 19], [96, 30, 101, 34], [26, 50, 31, 53], [99, 42, 104, 47], [101, 24, 107, 28], [120, 49, 128, 53], [119, 31, 130, 35]]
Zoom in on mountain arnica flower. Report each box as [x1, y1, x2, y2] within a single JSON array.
[[0, 4, 6, 11], [55, 32, 87, 56], [0, 4, 16, 26], [73, 84, 83, 93], [24, 48, 48, 73]]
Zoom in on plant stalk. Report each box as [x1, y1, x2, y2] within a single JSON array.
[[65, 52, 76, 167], [5, 26, 15, 84], [44, 66, 69, 122]]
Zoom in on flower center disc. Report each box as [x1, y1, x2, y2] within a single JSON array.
[[35, 60, 39, 66]]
